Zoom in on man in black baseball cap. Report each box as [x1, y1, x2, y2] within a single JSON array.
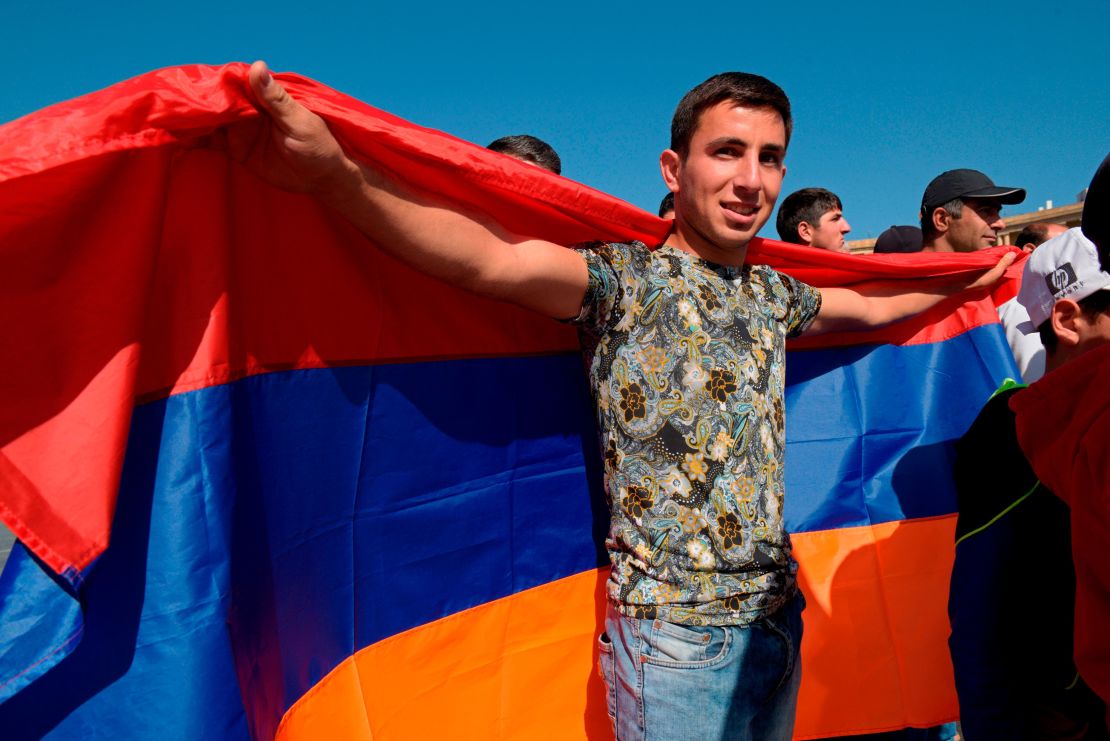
[[920, 169, 1026, 253]]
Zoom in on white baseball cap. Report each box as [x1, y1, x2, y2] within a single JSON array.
[[1017, 227, 1110, 331]]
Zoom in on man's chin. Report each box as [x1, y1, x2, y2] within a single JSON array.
[[722, 233, 756, 251]]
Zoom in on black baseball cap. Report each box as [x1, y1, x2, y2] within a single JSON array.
[[1082, 152, 1109, 266], [920, 169, 1026, 214], [874, 225, 924, 254]]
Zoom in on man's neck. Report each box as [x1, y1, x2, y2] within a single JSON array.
[[1046, 337, 1110, 374], [669, 220, 750, 267], [921, 239, 953, 253]]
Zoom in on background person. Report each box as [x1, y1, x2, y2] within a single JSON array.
[[873, 225, 923, 254], [1014, 222, 1069, 253], [1013, 156, 1110, 729], [486, 134, 562, 174], [658, 191, 675, 219], [775, 187, 852, 251], [999, 222, 1071, 381], [920, 169, 1025, 253], [950, 231, 1109, 740]]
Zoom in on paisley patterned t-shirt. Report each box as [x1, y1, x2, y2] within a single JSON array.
[[569, 242, 821, 625]]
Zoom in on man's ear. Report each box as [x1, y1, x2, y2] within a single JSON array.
[[931, 207, 952, 235], [1050, 299, 1084, 348], [797, 221, 814, 244], [660, 149, 681, 191]]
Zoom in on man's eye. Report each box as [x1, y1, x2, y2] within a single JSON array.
[[760, 153, 782, 166]]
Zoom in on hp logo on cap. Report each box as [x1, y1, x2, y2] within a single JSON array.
[[1046, 263, 1078, 296]]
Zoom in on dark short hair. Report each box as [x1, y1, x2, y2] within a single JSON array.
[[1036, 289, 1110, 354], [775, 188, 842, 243], [670, 72, 792, 157], [920, 198, 964, 241], [487, 135, 562, 174], [658, 192, 675, 218], [1013, 222, 1055, 249]]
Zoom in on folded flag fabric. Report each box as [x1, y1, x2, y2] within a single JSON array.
[[0, 63, 1021, 739]]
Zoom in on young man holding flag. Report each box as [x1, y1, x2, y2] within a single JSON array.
[[234, 61, 1013, 739]]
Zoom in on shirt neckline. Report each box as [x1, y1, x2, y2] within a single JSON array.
[[657, 244, 749, 281]]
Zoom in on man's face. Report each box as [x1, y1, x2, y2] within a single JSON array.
[[1088, 309, 1110, 349], [947, 198, 1005, 252], [806, 208, 852, 251], [662, 102, 787, 259], [1052, 298, 1110, 360], [1077, 299, 1110, 352]]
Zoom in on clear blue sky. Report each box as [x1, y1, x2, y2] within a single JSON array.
[[4, 0, 1108, 240]]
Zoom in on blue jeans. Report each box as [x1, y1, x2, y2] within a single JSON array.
[[598, 596, 804, 741]]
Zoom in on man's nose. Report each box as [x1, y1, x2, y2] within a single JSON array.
[[841, 219, 852, 234], [732, 156, 760, 191], [989, 215, 1005, 230]]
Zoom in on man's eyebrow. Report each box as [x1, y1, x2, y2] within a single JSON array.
[[704, 137, 786, 153], [706, 136, 748, 148]]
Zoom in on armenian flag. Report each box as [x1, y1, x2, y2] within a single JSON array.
[[0, 63, 1021, 739]]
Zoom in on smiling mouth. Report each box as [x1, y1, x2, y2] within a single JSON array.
[[723, 203, 759, 217]]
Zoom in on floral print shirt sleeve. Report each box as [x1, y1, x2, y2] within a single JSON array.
[[564, 241, 629, 336], [773, 269, 821, 338], [565, 242, 822, 626]]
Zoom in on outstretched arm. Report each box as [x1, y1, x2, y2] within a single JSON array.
[[803, 251, 1018, 335], [230, 61, 589, 320]]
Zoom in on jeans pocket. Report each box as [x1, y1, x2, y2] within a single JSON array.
[[597, 632, 616, 720], [640, 619, 729, 668], [760, 597, 804, 693]]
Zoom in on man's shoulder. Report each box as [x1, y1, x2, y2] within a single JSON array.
[[969, 385, 1021, 428], [572, 240, 668, 283], [746, 263, 819, 314], [749, 262, 791, 283], [572, 240, 651, 257], [747, 261, 816, 289]]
